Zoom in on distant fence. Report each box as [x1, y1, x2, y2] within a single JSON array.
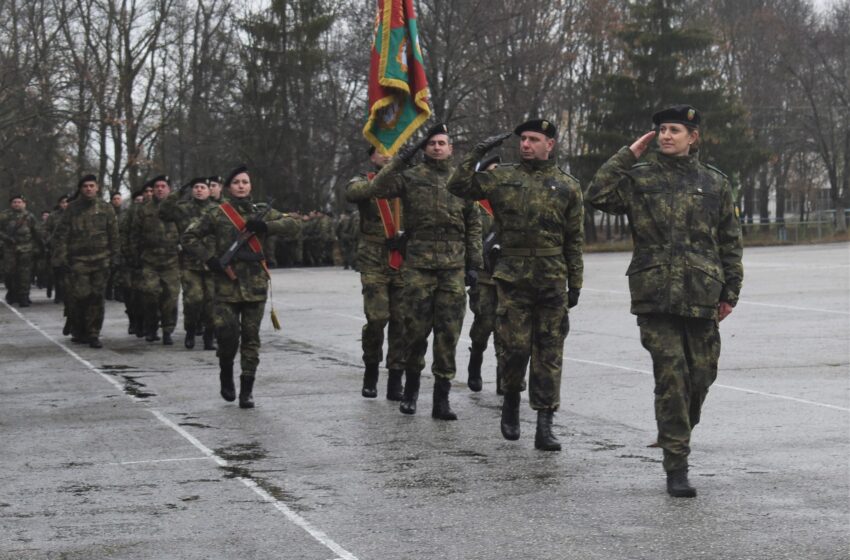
[[740, 221, 839, 244]]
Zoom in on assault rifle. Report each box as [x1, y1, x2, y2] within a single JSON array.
[[218, 199, 275, 281]]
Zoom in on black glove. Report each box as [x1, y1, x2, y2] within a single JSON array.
[[568, 288, 581, 309], [465, 269, 478, 289], [475, 131, 513, 154], [398, 135, 431, 164], [206, 257, 224, 273], [245, 219, 268, 233]]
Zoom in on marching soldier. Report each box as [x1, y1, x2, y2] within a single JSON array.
[[130, 175, 181, 345], [182, 166, 300, 408], [106, 191, 125, 301], [120, 185, 151, 336], [586, 105, 743, 497], [159, 177, 217, 350], [449, 119, 584, 451], [46, 195, 70, 304], [53, 175, 120, 348], [345, 147, 406, 400], [0, 194, 42, 307], [208, 176, 223, 203], [363, 124, 482, 420]]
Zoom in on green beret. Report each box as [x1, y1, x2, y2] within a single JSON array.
[[514, 118, 557, 138]]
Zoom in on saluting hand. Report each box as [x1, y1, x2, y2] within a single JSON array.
[[629, 130, 657, 159], [475, 132, 513, 154]]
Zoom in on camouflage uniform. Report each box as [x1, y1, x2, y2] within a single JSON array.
[[181, 197, 300, 382], [45, 208, 66, 303], [52, 196, 120, 343], [334, 212, 358, 270], [368, 156, 482, 403], [449, 155, 584, 411], [466, 203, 501, 391], [130, 198, 181, 339], [586, 146, 743, 472], [0, 208, 41, 305], [120, 202, 145, 335], [159, 191, 216, 342], [345, 174, 409, 396]]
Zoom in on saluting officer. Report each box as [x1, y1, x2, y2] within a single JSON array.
[[586, 105, 743, 497], [363, 124, 482, 420], [181, 166, 300, 408], [449, 119, 584, 451]]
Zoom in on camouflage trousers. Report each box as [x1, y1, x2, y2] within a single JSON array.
[[402, 267, 466, 380], [67, 261, 108, 338], [360, 270, 406, 370], [468, 277, 498, 351], [495, 279, 569, 410], [141, 263, 180, 334], [124, 267, 145, 332], [214, 300, 265, 378], [181, 268, 215, 334], [637, 313, 720, 472], [3, 249, 33, 302]]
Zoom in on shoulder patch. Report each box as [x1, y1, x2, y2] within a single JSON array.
[[703, 163, 728, 178]]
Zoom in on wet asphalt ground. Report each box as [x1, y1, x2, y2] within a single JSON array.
[[1, 243, 848, 560]]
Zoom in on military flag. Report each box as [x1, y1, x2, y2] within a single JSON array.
[[363, 0, 431, 155]]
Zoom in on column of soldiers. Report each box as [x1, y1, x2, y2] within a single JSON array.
[[3, 105, 742, 499]]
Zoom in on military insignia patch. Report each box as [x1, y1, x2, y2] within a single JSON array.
[[687, 109, 696, 121], [542, 121, 549, 131]]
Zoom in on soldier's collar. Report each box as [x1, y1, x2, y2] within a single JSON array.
[[656, 151, 698, 169], [423, 155, 453, 171], [520, 157, 556, 172]]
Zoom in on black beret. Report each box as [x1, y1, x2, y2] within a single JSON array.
[[652, 104, 700, 128], [9, 193, 25, 202], [514, 118, 557, 138], [77, 174, 98, 190], [476, 155, 502, 171], [225, 165, 249, 186], [150, 174, 170, 185], [142, 179, 154, 189], [110, 191, 122, 198], [424, 123, 450, 142], [182, 177, 209, 191], [208, 175, 223, 185], [57, 194, 70, 203], [130, 188, 145, 199], [367, 145, 376, 157]]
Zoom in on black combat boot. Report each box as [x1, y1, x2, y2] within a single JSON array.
[[467, 345, 484, 392], [500, 392, 521, 441], [62, 319, 71, 336], [239, 376, 255, 409], [202, 330, 216, 351], [666, 467, 697, 498], [399, 371, 420, 415], [496, 364, 504, 396], [431, 377, 458, 421], [162, 331, 173, 346], [361, 363, 379, 398], [534, 409, 561, 451], [184, 328, 195, 349], [18, 297, 30, 308], [145, 328, 160, 342], [219, 362, 236, 402], [386, 369, 404, 401], [89, 337, 103, 349]]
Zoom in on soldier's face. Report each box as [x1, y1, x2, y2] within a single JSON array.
[[424, 134, 452, 160], [192, 183, 210, 200], [81, 182, 99, 199], [153, 181, 170, 200], [133, 195, 144, 204], [370, 151, 391, 168], [111, 194, 122, 207], [143, 187, 154, 201], [209, 182, 222, 200], [10, 198, 24, 211], [228, 173, 252, 198], [657, 123, 697, 157], [59, 199, 69, 210], [42, 212, 50, 221], [519, 132, 555, 160]]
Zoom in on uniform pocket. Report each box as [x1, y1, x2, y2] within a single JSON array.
[[685, 253, 723, 309], [627, 254, 668, 308]]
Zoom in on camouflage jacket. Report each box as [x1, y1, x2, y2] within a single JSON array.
[[475, 203, 496, 284], [181, 196, 300, 303], [448, 153, 584, 289], [119, 203, 142, 268], [0, 208, 41, 254], [53, 197, 119, 267], [159, 192, 215, 271], [366, 156, 482, 271], [345, 171, 404, 274], [130, 197, 180, 268], [586, 146, 743, 319]]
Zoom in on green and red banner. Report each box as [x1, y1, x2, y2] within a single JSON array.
[[363, 0, 431, 155]]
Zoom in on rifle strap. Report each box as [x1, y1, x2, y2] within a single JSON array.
[[477, 200, 494, 217], [219, 203, 264, 254]]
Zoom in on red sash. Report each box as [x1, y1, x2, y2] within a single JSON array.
[[369, 172, 403, 270], [219, 202, 270, 276], [477, 199, 494, 217]]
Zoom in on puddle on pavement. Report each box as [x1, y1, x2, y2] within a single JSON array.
[[98, 365, 157, 399], [590, 441, 626, 452], [61, 461, 95, 468], [214, 442, 268, 462], [618, 454, 663, 464], [220, 464, 307, 512], [59, 483, 102, 496], [179, 422, 214, 429], [100, 364, 137, 371]]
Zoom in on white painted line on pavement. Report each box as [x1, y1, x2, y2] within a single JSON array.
[[2, 301, 361, 560], [109, 456, 210, 466], [564, 357, 850, 412]]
